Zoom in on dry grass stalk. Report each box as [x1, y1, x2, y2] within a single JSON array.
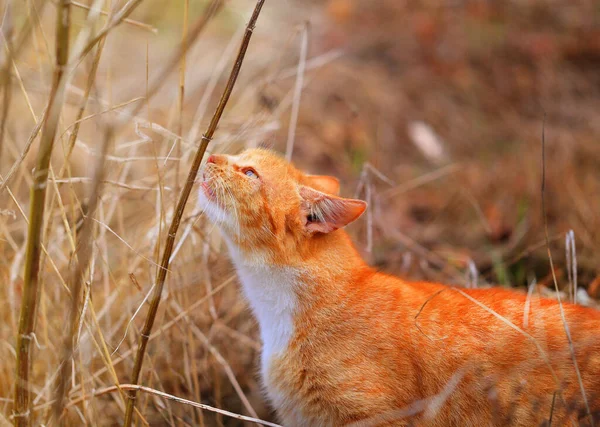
[[186, 22, 245, 149], [36, 2, 116, 340], [284, 21, 309, 161], [123, 1, 267, 424], [0, 0, 14, 162], [69, 384, 282, 427], [174, 0, 189, 195], [125, 0, 224, 124], [0, 110, 45, 196], [38, 2, 128, 419], [70, 0, 157, 33], [0, 0, 49, 76], [0, 0, 142, 196], [565, 229, 577, 303], [51, 125, 114, 421], [17, 5, 215, 415], [62, 33, 110, 176], [76, 0, 145, 62], [168, 300, 259, 418], [453, 288, 561, 387], [13, 1, 71, 425], [348, 369, 467, 427], [540, 118, 592, 425], [59, 274, 236, 402]]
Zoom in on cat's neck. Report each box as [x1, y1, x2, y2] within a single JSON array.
[[224, 230, 364, 376]]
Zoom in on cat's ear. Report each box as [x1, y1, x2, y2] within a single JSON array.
[[299, 186, 367, 233], [303, 175, 340, 195]]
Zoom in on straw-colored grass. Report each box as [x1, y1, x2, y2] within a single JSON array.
[[1, 0, 277, 424], [123, 0, 266, 424], [14, 2, 71, 425]]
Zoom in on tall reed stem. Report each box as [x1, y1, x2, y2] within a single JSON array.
[[13, 1, 71, 426], [122, 1, 266, 425]]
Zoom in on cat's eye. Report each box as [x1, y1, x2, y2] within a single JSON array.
[[243, 168, 259, 179]]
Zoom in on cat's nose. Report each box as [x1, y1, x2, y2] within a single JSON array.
[[206, 154, 226, 165]]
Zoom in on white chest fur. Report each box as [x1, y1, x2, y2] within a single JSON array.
[[226, 244, 299, 393]]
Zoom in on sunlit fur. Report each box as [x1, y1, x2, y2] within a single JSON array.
[[199, 148, 600, 426]]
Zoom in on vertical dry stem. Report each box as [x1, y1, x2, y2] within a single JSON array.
[[62, 31, 109, 174], [122, 1, 267, 425], [13, 1, 71, 426], [0, 0, 14, 162], [540, 117, 592, 425], [0, 0, 142, 195], [0, 0, 50, 77], [175, 0, 189, 195], [76, 0, 144, 62], [51, 124, 114, 421], [285, 22, 309, 161], [126, 0, 224, 122]]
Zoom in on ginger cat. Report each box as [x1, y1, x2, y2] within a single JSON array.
[[198, 148, 600, 426]]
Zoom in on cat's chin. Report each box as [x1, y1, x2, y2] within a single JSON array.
[[198, 190, 231, 227]]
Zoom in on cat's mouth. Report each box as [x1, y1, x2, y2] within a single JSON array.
[[200, 171, 226, 208], [201, 181, 216, 200]]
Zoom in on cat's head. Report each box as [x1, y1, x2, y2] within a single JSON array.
[[198, 148, 366, 263]]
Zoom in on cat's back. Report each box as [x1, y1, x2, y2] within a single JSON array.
[[366, 274, 600, 425]]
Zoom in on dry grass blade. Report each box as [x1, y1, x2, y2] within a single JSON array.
[[52, 178, 170, 192], [76, 0, 144, 62], [13, 1, 71, 425], [0, 0, 49, 73], [348, 369, 467, 427], [453, 288, 561, 387], [0, 108, 45, 196], [51, 126, 114, 422], [169, 300, 259, 418], [62, 34, 110, 177], [69, 385, 282, 427], [540, 117, 592, 425], [125, 0, 224, 123], [285, 22, 309, 161], [122, 1, 267, 425], [187, 23, 245, 146], [37, 1, 116, 309], [174, 0, 189, 195], [0, 0, 14, 161], [414, 289, 449, 341], [62, 275, 236, 399], [565, 230, 577, 304], [380, 163, 460, 200], [71, 1, 157, 33]]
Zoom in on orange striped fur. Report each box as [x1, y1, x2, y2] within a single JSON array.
[[199, 148, 600, 426]]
